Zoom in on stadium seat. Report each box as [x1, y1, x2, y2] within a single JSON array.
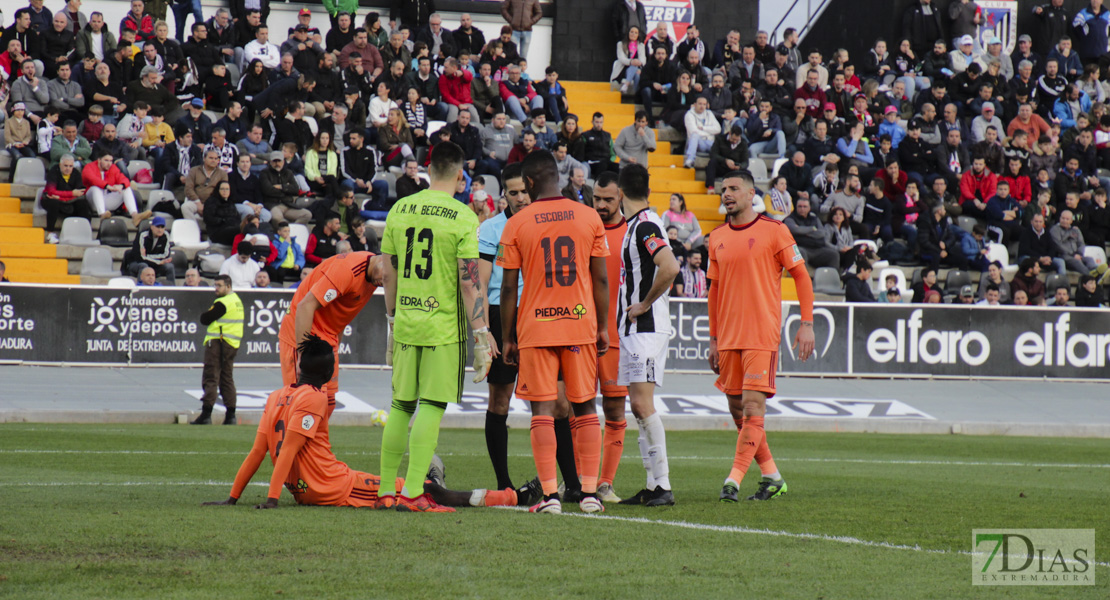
[[107, 276, 137, 288], [813, 266, 844, 295], [80, 247, 118, 278], [1084, 245, 1107, 267], [13, 157, 46, 186], [482, 175, 500, 199], [770, 157, 789, 177], [289, 223, 310, 256], [171, 248, 188, 273], [59, 217, 100, 247], [383, 172, 398, 200], [748, 159, 769, 188], [97, 217, 132, 247], [853, 239, 878, 255], [986, 242, 1018, 276], [170, 219, 209, 250], [145, 189, 176, 212], [195, 249, 226, 278], [956, 216, 978, 234], [876, 267, 907, 293], [426, 121, 448, 138], [1045, 273, 1069, 293], [32, 188, 45, 216], [911, 267, 923, 286], [127, 160, 159, 193], [945, 270, 972, 293]]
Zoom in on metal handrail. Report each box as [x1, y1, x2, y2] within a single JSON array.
[[769, 0, 835, 44], [769, 0, 806, 44]]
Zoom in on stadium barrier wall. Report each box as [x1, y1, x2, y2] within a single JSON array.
[[1, 284, 1108, 379]]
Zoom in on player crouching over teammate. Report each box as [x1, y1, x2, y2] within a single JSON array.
[[708, 170, 816, 503], [203, 336, 534, 510]]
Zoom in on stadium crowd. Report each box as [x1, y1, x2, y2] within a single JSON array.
[[0, 0, 1107, 305]]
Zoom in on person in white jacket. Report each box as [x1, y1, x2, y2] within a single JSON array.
[[242, 26, 281, 70], [611, 26, 647, 95], [683, 96, 720, 168]]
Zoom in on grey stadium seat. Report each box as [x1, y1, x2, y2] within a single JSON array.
[[813, 266, 845, 295]]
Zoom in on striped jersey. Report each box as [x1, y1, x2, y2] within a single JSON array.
[[619, 208, 671, 337]]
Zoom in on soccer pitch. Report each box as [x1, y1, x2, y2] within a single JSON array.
[[1, 424, 1106, 599]]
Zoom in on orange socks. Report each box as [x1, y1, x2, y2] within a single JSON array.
[[735, 418, 778, 476], [573, 414, 601, 493], [600, 419, 627, 485], [530, 416, 559, 496], [729, 416, 766, 484], [568, 415, 583, 476]]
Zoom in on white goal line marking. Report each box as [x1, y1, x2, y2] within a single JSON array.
[[4, 449, 1109, 470]]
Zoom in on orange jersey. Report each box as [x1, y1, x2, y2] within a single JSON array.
[[279, 252, 378, 347], [707, 216, 804, 351], [258, 383, 355, 506], [603, 219, 627, 349], [497, 197, 610, 349]]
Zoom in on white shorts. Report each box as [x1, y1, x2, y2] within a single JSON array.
[[617, 332, 669, 387]]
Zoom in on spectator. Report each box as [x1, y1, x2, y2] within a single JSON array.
[[267, 221, 306, 284], [836, 121, 874, 174], [959, 156, 997, 219], [1011, 257, 1048, 304], [978, 261, 1012, 303], [501, 0, 542, 60], [204, 128, 239, 174], [305, 213, 343, 266], [521, 108, 557, 150], [795, 68, 827, 119], [582, 112, 619, 178], [785, 197, 839, 269], [902, 0, 945, 58], [82, 151, 147, 223], [918, 203, 969, 270], [974, 283, 1002, 306], [662, 193, 703, 251], [182, 149, 229, 224], [396, 159, 429, 199], [41, 153, 91, 244], [1071, 0, 1110, 63], [204, 181, 243, 246], [478, 112, 514, 175], [230, 154, 270, 223], [142, 109, 174, 166], [342, 130, 389, 209], [1053, 84, 1092, 131], [764, 176, 794, 222], [612, 26, 646, 95], [220, 241, 262, 289], [561, 166, 592, 205], [453, 13, 486, 57], [304, 131, 343, 203], [507, 130, 537, 164], [553, 141, 584, 189], [76, 12, 116, 63], [175, 98, 213, 146], [243, 25, 281, 70], [128, 215, 175, 283], [378, 107, 416, 169], [909, 266, 940, 302], [10, 60, 50, 126], [5, 103, 37, 171], [822, 173, 866, 231], [638, 46, 677, 127], [261, 151, 310, 226], [499, 64, 542, 122], [683, 96, 720, 168], [675, 252, 708, 298], [1032, 1, 1070, 56], [47, 63, 84, 122], [844, 258, 876, 302], [952, 284, 975, 304], [1075, 274, 1106, 306], [615, 110, 657, 169], [705, 73, 732, 119], [326, 11, 357, 54], [135, 266, 161, 286], [471, 61, 504, 121], [182, 268, 204, 287], [439, 57, 480, 124], [1020, 212, 1064, 274], [1008, 103, 1052, 141], [92, 124, 136, 172], [157, 127, 202, 198], [414, 13, 455, 60], [985, 179, 1023, 243], [1049, 285, 1071, 306], [862, 178, 893, 242], [1050, 210, 1098, 273], [403, 55, 447, 120]]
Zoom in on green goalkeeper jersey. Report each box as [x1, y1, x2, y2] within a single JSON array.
[[382, 188, 480, 346]]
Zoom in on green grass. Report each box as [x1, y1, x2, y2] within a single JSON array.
[[0, 424, 1106, 599]]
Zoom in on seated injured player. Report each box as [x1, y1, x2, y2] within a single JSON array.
[[203, 335, 541, 510]]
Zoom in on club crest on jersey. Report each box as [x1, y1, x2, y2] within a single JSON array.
[[323, 289, 338, 303], [399, 295, 440, 311], [644, 235, 664, 253], [302, 415, 315, 430], [790, 244, 803, 263], [535, 303, 587, 322]]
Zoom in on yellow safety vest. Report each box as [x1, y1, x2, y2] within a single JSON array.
[[204, 292, 244, 348]]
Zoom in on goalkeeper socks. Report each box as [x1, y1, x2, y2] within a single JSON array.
[[638, 412, 670, 491], [482, 488, 517, 507], [379, 399, 416, 497], [735, 418, 779, 478], [729, 416, 766, 485], [530, 415, 559, 496], [599, 419, 627, 485], [485, 410, 513, 490], [636, 427, 655, 490], [553, 417, 581, 492], [402, 400, 447, 498], [572, 414, 601, 493]]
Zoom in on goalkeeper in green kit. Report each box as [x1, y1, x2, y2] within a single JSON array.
[[376, 142, 496, 512]]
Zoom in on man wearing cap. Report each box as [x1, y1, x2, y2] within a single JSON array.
[[260, 151, 309, 226], [1071, 0, 1110, 64], [244, 26, 281, 70], [948, 0, 981, 54], [176, 98, 214, 146], [970, 102, 1004, 143], [128, 215, 176, 283], [281, 24, 324, 76], [1011, 35, 1043, 78], [956, 285, 977, 304], [288, 7, 324, 45], [193, 274, 244, 425], [982, 36, 1014, 80], [949, 34, 980, 74]]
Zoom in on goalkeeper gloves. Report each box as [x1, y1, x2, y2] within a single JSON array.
[[472, 327, 492, 383], [385, 315, 395, 366]]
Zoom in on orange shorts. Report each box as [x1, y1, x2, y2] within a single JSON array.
[[516, 344, 598, 403], [597, 344, 627, 398], [279, 338, 340, 404], [338, 472, 405, 508], [715, 349, 778, 398]]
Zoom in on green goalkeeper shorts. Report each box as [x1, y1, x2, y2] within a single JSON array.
[[391, 341, 465, 404]]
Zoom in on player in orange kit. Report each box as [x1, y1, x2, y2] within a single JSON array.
[[498, 151, 611, 515], [589, 171, 629, 504], [277, 251, 384, 414], [707, 170, 815, 503], [202, 335, 531, 510]]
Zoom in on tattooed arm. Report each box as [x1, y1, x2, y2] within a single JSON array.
[[457, 257, 488, 333]]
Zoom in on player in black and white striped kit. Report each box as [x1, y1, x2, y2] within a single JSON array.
[[615, 164, 680, 507]]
